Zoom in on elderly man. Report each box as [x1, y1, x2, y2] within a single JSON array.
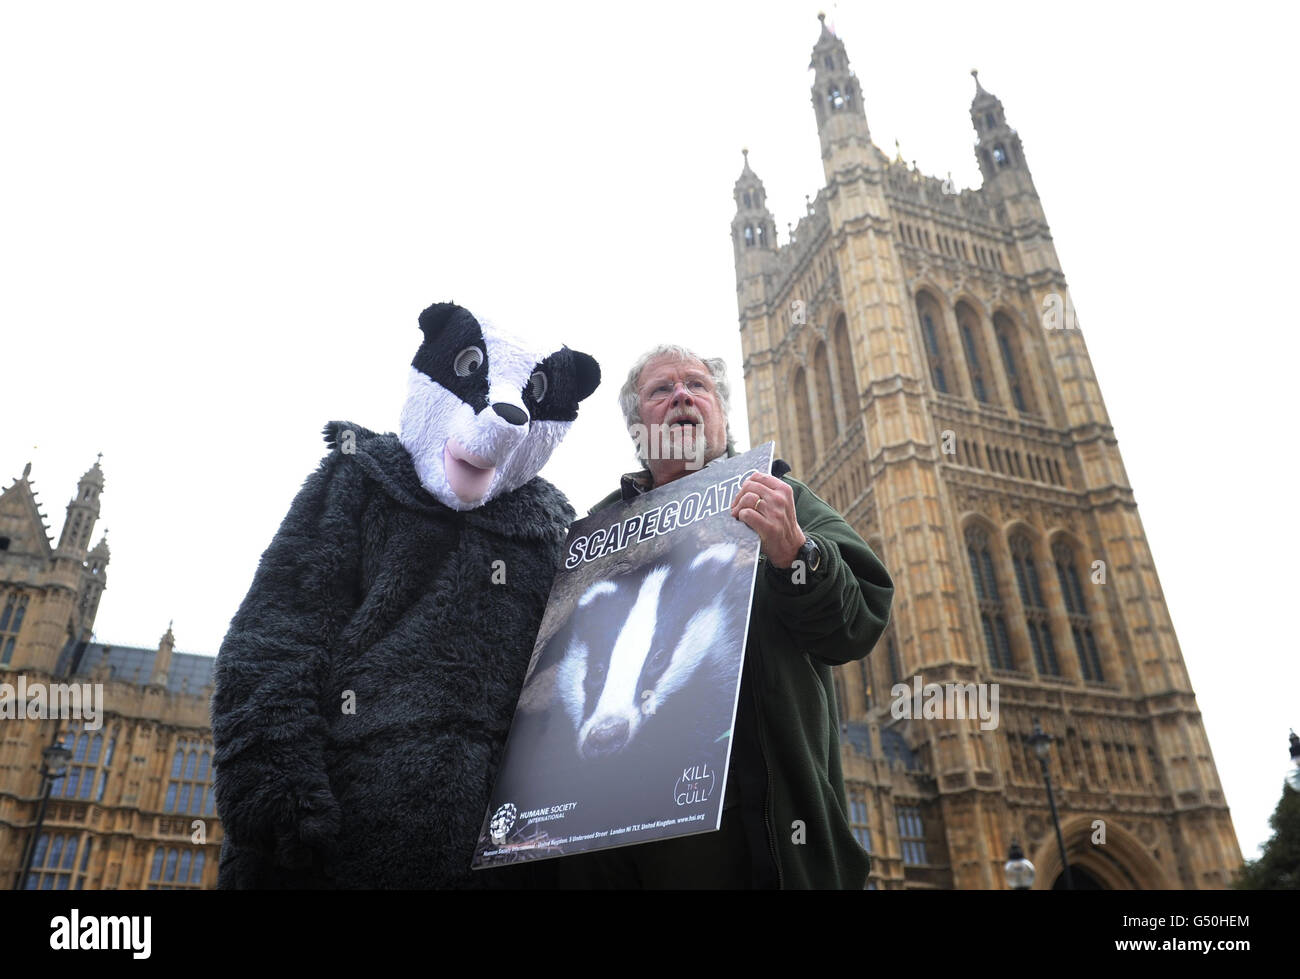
[[556, 344, 894, 889]]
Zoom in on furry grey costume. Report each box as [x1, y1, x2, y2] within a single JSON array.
[[212, 302, 599, 888]]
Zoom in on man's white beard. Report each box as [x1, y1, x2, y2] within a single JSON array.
[[662, 424, 719, 472]]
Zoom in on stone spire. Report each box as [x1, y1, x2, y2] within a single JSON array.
[[56, 454, 104, 556], [150, 621, 175, 687], [970, 69, 1031, 185], [809, 14, 873, 175], [733, 148, 776, 257]]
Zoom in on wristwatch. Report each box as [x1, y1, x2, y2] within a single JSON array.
[[796, 535, 823, 574], [770, 536, 822, 582]]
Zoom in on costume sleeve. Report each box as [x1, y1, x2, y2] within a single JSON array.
[[211, 442, 363, 887], [757, 477, 893, 667]]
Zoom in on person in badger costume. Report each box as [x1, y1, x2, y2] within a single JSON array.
[[211, 301, 600, 889]]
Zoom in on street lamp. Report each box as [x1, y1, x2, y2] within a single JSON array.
[[1287, 730, 1300, 793], [1027, 718, 1073, 890], [13, 741, 73, 890], [1005, 840, 1035, 889]]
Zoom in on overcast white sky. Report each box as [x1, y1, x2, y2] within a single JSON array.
[[2, 1, 1295, 869]]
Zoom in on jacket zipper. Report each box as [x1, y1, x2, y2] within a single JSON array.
[[749, 650, 784, 889]]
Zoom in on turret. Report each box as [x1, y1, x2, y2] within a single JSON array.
[[77, 532, 111, 636], [970, 69, 1033, 189], [809, 13, 874, 176], [151, 621, 175, 686], [732, 148, 776, 266], [56, 454, 104, 557]]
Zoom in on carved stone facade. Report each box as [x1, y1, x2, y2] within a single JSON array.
[[0, 460, 222, 889], [732, 15, 1241, 888]]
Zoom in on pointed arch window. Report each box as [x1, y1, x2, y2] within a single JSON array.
[[825, 54, 835, 70], [52, 729, 112, 801], [1010, 533, 1060, 676], [1054, 541, 1105, 682], [923, 315, 947, 392], [165, 736, 217, 816], [833, 315, 858, 426], [957, 304, 996, 405], [791, 368, 815, 475], [960, 325, 988, 402], [743, 225, 754, 247], [147, 846, 207, 890], [897, 807, 928, 865], [813, 342, 837, 450], [755, 224, 765, 247], [994, 313, 1035, 413], [916, 294, 958, 397], [742, 191, 752, 208], [829, 85, 844, 110], [967, 526, 1013, 670], [0, 590, 29, 666], [22, 832, 83, 889], [993, 144, 1008, 167], [848, 791, 872, 853]]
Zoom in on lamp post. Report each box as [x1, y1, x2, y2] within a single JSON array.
[[1027, 718, 1073, 890], [1287, 730, 1300, 793], [12, 741, 73, 890], [1004, 839, 1035, 889]]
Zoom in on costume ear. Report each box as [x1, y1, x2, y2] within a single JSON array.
[[417, 302, 464, 340], [568, 349, 601, 403]]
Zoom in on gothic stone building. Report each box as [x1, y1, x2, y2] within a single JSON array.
[[731, 16, 1242, 888], [0, 458, 221, 889]]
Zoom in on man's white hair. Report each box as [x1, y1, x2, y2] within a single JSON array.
[[618, 345, 736, 469]]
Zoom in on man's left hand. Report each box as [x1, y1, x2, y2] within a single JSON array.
[[731, 473, 804, 568]]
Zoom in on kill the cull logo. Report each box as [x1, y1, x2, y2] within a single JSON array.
[[674, 763, 715, 806]]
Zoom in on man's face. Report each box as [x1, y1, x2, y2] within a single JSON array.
[[636, 354, 727, 481]]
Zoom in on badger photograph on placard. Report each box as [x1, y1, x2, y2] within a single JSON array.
[[471, 443, 774, 868]]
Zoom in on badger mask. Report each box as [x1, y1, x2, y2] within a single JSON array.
[[398, 302, 601, 510]]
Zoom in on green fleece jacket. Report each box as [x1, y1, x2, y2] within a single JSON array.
[[587, 451, 893, 888]]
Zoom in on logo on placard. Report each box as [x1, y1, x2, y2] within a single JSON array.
[[489, 803, 518, 844], [674, 763, 716, 806]]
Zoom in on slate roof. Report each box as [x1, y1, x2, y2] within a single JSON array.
[[55, 639, 215, 695]]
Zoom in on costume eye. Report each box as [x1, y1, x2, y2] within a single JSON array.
[[528, 370, 548, 403], [453, 346, 485, 377]]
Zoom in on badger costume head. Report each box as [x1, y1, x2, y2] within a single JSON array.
[[398, 302, 601, 510]]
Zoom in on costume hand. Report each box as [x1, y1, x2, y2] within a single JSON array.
[[731, 473, 804, 568]]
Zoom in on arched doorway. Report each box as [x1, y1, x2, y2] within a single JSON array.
[[1051, 865, 1106, 889], [1029, 816, 1175, 890]]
